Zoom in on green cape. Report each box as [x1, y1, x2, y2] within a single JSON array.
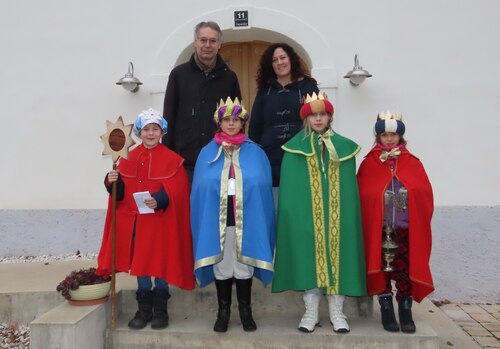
[[272, 129, 367, 295]]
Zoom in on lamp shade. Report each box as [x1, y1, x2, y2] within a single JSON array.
[[116, 62, 142, 92], [344, 54, 372, 86]]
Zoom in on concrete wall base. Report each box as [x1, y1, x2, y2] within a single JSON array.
[[30, 293, 116, 349], [0, 292, 62, 324], [2, 206, 500, 302]]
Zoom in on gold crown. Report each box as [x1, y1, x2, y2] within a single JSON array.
[[377, 110, 402, 121], [214, 97, 248, 122], [302, 92, 329, 104], [216, 97, 243, 110]]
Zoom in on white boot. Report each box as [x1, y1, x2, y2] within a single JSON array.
[[327, 295, 350, 333], [298, 288, 321, 333]]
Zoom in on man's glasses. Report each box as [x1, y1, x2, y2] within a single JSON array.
[[197, 37, 219, 46]]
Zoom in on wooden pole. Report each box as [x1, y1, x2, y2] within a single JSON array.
[[101, 117, 134, 330], [111, 162, 117, 330]]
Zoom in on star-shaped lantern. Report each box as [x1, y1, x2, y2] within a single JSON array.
[[101, 116, 135, 163]]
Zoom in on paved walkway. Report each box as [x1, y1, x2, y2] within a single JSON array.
[[440, 303, 500, 348], [0, 259, 498, 348]]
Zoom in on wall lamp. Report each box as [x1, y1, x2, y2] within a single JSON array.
[[344, 54, 372, 86], [116, 62, 143, 92]]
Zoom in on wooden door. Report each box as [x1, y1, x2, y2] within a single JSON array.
[[220, 41, 270, 115]]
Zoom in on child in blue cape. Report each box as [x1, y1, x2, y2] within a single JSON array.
[[190, 97, 275, 333]]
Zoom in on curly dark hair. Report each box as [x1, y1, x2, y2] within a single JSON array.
[[255, 43, 317, 91]]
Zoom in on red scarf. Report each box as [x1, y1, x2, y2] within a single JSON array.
[[375, 143, 407, 166], [214, 131, 246, 146]]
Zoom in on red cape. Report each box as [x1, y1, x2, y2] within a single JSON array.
[[357, 146, 434, 302], [97, 144, 194, 290]]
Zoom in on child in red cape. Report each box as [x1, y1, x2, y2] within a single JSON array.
[[357, 111, 434, 333], [97, 108, 194, 330]]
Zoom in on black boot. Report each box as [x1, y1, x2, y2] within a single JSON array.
[[399, 296, 416, 333], [235, 278, 257, 332], [214, 278, 233, 332], [128, 290, 153, 329], [378, 294, 400, 332], [151, 288, 170, 329]]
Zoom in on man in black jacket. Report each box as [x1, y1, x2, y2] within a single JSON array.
[[162, 21, 241, 182]]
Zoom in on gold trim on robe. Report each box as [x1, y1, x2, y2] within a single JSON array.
[[218, 149, 231, 252], [307, 155, 328, 288], [326, 157, 341, 295], [232, 149, 244, 260], [306, 148, 341, 295]]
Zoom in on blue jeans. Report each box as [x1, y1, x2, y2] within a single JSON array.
[[137, 276, 169, 293]]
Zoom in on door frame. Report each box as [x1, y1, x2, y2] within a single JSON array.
[[150, 6, 338, 96]]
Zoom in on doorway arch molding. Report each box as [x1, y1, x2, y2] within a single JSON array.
[[150, 6, 338, 94]]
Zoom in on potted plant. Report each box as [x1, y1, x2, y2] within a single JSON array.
[[56, 267, 111, 305]]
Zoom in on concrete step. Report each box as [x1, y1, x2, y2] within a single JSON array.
[[29, 286, 481, 349], [107, 300, 439, 349], [3, 261, 482, 349], [117, 284, 374, 319], [107, 287, 439, 349]]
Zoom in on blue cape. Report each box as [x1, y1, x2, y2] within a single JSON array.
[[191, 139, 275, 287]]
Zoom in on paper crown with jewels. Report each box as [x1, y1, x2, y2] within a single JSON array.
[[213, 97, 249, 124], [299, 92, 334, 120], [133, 107, 168, 136], [375, 110, 405, 135]]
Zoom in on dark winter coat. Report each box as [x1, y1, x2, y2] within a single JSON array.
[[162, 54, 241, 172], [249, 78, 318, 186]]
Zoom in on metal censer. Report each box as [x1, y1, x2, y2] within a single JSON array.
[[381, 226, 399, 272]]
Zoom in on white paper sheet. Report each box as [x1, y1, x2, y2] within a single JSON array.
[[132, 191, 154, 214]]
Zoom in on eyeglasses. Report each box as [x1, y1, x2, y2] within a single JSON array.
[[197, 37, 219, 46]]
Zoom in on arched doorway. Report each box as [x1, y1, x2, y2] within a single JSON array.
[[219, 41, 268, 115], [219, 41, 312, 115], [150, 8, 338, 116]]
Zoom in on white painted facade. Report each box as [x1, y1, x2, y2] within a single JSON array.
[[1, 1, 499, 302]]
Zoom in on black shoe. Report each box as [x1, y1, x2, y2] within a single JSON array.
[[214, 278, 233, 332], [151, 288, 170, 329], [399, 296, 416, 333], [236, 278, 257, 332], [378, 294, 400, 332], [128, 290, 153, 330]]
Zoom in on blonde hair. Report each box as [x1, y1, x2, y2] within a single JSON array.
[[302, 114, 333, 137]]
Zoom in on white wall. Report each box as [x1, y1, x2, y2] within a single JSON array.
[[1, 0, 499, 301], [1, 0, 499, 209]]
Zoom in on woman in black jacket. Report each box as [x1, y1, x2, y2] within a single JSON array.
[[249, 43, 319, 187]]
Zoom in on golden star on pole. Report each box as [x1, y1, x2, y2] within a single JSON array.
[[100, 116, 135, 163]]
